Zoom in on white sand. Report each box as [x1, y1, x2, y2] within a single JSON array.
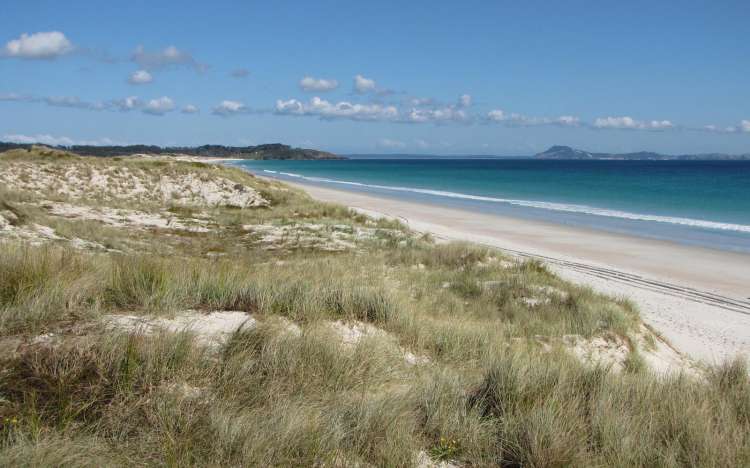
[[46, 202, 212, 232], [0, 209, 107, 250], [283, 180, 750, 365], [104, 311, 256, 348], [0, 160, 268, 208], [327, 320, 430, 365]]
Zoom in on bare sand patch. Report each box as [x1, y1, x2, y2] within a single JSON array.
[[0, 161, 268, 208], [0, 209, 107, 250], [45, 202, 212, 232], [556, 325, 698, 375], [103, 311, 256, 348], [416, 450, 460, 468], [328, 319, 430, 365]]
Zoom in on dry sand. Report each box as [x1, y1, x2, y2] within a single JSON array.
[[283, 180, 750, 365]]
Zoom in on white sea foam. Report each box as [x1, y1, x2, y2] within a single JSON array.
[[262, 170, 750, 234]]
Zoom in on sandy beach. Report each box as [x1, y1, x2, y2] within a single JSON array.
[[282, 179, 750, 365]]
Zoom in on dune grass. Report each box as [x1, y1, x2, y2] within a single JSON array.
[[1, 148, 749, 466], [1, 242, 748, 466]]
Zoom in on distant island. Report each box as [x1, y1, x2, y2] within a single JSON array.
[[535, 145, 750, 160], [0, 141, 343, 160]]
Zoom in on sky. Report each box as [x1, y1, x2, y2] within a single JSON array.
[[1, 0, 749, 155]]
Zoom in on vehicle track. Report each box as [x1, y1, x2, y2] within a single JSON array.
[[365, 208, 750, 316], [409, 227, 750, 316], [502, 247, 750, 315]]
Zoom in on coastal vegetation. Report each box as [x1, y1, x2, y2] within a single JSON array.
[[0, 142, 342, 160], [0, 146, 748, 466]]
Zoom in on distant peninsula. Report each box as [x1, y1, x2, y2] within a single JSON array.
[[535, 145, 750, 160], [0, 141, 344, 160]]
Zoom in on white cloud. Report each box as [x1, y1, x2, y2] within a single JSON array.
[[354, 74, 377, 93], [2, 31, 74, 59], [486, 110, 508, 122], [487, 109, 580, 127], [131, 45, 207, 72], [212, 100, 249, 116], [275, 97, 399, 121], [406, 106, 468, 123], [593, 116, 674, 130], [299, 76, 339, 92], [111, 96, 141, 112], [555, 115, 581, 126], [231, 68, 250, 78], [181, 104, 199, 114], [275, 99, 305, 114], [377, 138, 406, 149], [143, 96, 175, 115], [705, 120, 750, 134], [459, 94, 472, 107], [128, 70, 153, 85], [2, 133, 116, 146], [703, 125, 725, 133]]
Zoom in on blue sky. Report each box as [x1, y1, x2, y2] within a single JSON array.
[[1, 0, 749, 155]]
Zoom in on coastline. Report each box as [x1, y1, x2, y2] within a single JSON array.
[[277, 177, 750, 364]]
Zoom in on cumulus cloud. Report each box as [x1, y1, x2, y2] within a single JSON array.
[[593, 116, 674, 131], [131, 45, 207, 72], [704, 120, 750, 134], [406, 106, 468, 123], [230, 68, 250, 78], [274, 94, 478, 124], [487, 109, 580, 127], [354, 74, 377, 94], [212, 100, 249, 116], [275, 97, 399, 121], [181, 104, 199, 114], [2, 31, 74, 59], [2, 133, 116, 146], [143, 96, 175, 115], [128, 70, 153, 85], [110, 96, 141, 112], [703, 125, 726, 133], [459, 94, 472, 108], [299, 76, 339, 92], [377, 138, 406, 149], [556, 115, 581, 126]]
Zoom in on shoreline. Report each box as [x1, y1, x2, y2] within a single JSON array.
[[275, 177, 750, 364]]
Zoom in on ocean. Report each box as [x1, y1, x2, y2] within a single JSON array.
[[232, 159, 750, 253]]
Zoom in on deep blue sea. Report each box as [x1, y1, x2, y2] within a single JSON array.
[[233, 159, 750, 253]]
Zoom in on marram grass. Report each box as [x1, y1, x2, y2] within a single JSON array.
[[0, 148, 748, 466]]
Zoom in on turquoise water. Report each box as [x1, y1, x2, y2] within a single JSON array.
[[233, 159, 750, 253]]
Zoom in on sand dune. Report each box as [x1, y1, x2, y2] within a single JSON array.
[[284, 180, 750, 364]]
